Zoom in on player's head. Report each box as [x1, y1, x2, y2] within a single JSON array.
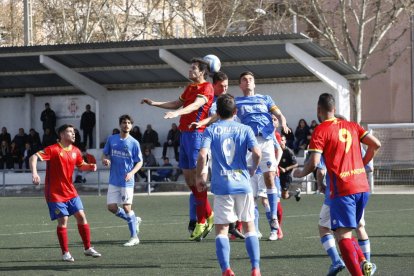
[[57, 124, 75, 144], [216, 93, 236, 119], [212, 71, 229, 96], [239, 71, 255, 96], [189, 58, 209, 81], [317, 93, 336, 122], [119, 114, 134, 134]]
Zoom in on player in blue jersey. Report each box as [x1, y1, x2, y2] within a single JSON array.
[[102, 114, 143, 247], [235, 71, 289, 241], [196, 93, 262, 276]]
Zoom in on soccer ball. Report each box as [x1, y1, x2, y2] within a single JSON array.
[[203, 54, 221, 73]]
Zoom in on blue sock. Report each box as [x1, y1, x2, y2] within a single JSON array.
[[267, 189, 278, 219], [321, 234, 342, 264], [265, 205, 271, 224], [115, 207, 128, 221], [216, 234, 230, 272], [189, 193, 197, 221], [254, 205, 260, 234], [126, 211, 137, 238], [358, 239, 371, 261], [245, 232, 260, 269]]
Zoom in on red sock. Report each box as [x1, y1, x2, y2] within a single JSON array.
[[77, 224, 91, 250], [338, 238, 363, 276], [205, 198, 212, 218], [352, 237, 366, 263], [190, 186, 207, 224], [56, 226, 69, 254], [277, 201, 283, 225]]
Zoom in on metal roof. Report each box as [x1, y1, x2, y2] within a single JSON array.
[[0, 33, 364, 96]]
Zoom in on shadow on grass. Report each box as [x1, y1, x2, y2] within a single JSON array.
[[0, 263, 160, 272]]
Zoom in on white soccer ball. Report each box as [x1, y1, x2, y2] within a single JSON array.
[[203, 54, 221, 73]]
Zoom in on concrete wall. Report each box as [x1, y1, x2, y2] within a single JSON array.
[[0, 81, 333, 147]]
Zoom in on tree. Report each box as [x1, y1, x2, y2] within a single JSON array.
[[282, 0, 414, 122]]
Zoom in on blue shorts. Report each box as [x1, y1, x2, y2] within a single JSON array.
[[330, 192, 369, 231], [47, 196, 84, 221], [179, 131, 203, 169]]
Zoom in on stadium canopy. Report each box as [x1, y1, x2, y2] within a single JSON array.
[[0, 33, 364, 97]]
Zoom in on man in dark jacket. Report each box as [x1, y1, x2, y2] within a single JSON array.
[[162, 123, 180, 162], [80, 104, 96, 149], [40, 103, 56, 132]]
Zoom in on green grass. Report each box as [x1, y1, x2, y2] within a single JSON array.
[[0, 194, 413, 275]]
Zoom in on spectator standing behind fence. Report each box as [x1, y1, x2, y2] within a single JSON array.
[[12, 128, 28, 154], [28, 128, 42, 152], [138, 147, 158, 182], [42, 128, 58, 148], [142, 124, 160, 149], [40, 103, 57, 132], [293, 119, 310, 155], [130, 126, 142, 143], [80, 104, 96, 149], [0, 127, 11, 145], [162, 123, 180, 162], [74, 129, 82, 149]]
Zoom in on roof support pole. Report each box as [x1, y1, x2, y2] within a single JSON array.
[[286, 43, 350, 120], [159, 49, 189, 79], [39, 55, 107, 149]]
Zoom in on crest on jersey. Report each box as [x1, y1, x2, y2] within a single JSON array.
[[72, 152, 76, 159], [222, 138, 235, 165], [267, 161, 272, 168]]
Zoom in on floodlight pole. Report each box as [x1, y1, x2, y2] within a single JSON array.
[[24, 0, 33, 46]]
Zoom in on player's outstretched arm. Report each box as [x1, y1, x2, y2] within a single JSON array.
[[189, 114, 219, 129], [272, 108, 290, 134], [79, 162, 97, 172], [141, 98, 183, 110], [293, 152, 320, 178], [165, 97, 206, 119], [361, 133, 381, 166], [29, 154, 40, 185]]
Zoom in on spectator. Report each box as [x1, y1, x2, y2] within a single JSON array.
[[22, 142, 35, 170], [152, 157, 174, 182], [100, 128, 121, 148], [130, 126, 142, 143], [308, 120, 319, 141], [12, 128, 28, 154], [42, 127, 58, 148], [74, 128, 82, 149], [281, 124, 294, 150], [75, 144, 97, 184], [27, 128, 42, 152], [0, 140, 11, 169], [137, 147, 158, 182], [0, 127, 11, 145], [142, 124, 160, 149], [9, 141, 22, 169], [162, 123, 180, 162], [293, 119, 310, 154], [112, 128, 120, 135], [40, 103, 57, 132], [80, 104, 96, 149]]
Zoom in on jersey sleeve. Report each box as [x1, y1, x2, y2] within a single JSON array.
[[132, 142, 142, 163], [36, 146, 52, 161], [74, 148, 84, 167], [201, 128, 212, 149], [196, 83, 214, 103], [179, 85, 190, 102], [308, 126, 324, 154], [356, 123, 369, 141], [266, 95, 279, 113]]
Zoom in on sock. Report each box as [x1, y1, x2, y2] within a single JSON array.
[[265, 205, 271, 224], [338, 238, 363, 276], [267, 189, 278, 219], [216, 234, 230, 272], [277, 201, 283, 225], [126, 210, 138, 238], [245, 232, 260, 270], [358, 239, 371, 262], [77, 223, 91, 250], [352, 237, 366, 263], [56, 226, 69, 254], [254, 205, 260, 234], [115, 207, 128, 221], [321, 234, 342, 264], [190, 186, 207, 224], [189, 193, 197, 222]]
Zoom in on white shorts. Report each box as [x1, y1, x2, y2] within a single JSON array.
[[247, 136, 277, 173], [319, 203, 366, 229], [214, 193, 255, 224], [107, 184, 134, 205], [250, 173, 267, 198]]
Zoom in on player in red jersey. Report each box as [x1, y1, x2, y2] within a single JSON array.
[[294, 93, 381, 276], [30, 124, 101, 262], [141, 58, 215, 241]]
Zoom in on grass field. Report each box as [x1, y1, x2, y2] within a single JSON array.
[[0, 194, 413, 275]]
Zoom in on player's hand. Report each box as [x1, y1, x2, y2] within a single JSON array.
[[164, 111, 178, 119], [282, 124, 290, 134], [125, 172, 134, 182], [89, 164, 97, 172], [318, 183, 326, 194], [102, 158, 111, 167], [189, 122, 202, 129], [279, 166, 286, 173], [293, 169, 302, 178], [32, 173, 41, 185], [141, 98, 153, 105]]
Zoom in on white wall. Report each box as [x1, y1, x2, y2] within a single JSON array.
[[0, 82, 333, 145]]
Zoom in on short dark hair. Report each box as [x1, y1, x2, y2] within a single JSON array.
[[239, 71, 254, 83], [57, 124, 74, 135], [212, 71, 228, 84], [119, 114, 134, 125], [45, 103, 50, 107], [191, 58, 209, 75], [216, 93, 236, 119], [318, 93, 335, 112]]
